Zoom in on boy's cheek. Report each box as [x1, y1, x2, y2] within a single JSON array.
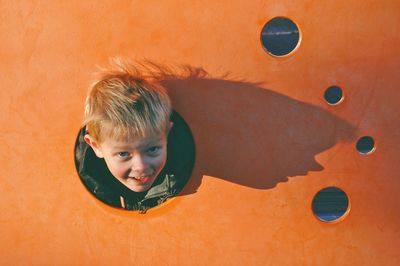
[[104, 160, 125, 178], [154, 153, 168, 168]]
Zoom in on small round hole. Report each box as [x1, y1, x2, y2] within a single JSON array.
[[356, 136, 375, 155], [312, 187, 350, 222], [260, 17, 301, 57], [324, 86, 344, 105]]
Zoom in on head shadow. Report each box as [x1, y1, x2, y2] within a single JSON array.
[[152, 65, 357, 195]]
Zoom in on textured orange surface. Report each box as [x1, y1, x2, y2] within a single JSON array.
[[1, 1, 399, 265]]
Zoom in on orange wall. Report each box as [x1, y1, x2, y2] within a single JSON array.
[[0, 1, 399, 265]]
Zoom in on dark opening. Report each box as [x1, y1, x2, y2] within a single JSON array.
[[356, 136, 375, 155], [260, 17, 300, 56], [324, 86, 343, 105], [74, 111, 195, 212], [312, 187, 349, 222]]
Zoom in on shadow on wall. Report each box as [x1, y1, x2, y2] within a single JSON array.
[[154, 66, 357, 195]]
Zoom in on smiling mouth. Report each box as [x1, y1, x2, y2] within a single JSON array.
[[128, 175, 153, 182]]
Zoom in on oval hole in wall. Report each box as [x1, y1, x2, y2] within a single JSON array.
[[74, 111, 195, 212], [260, 17, 301, 56], [312, 187, 350, 222], [324, 86, 344, 105], [356, 136, 375, 155]]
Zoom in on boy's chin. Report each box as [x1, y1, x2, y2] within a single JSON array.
[[128, 185, 151, 192], [123, 177, 156, 192]]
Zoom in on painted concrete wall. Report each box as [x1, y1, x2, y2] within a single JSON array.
[[0, 1, 399, 265]]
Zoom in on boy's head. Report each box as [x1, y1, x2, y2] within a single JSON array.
[[83, 60, 172, 192]]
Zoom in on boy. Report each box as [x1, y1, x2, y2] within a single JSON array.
[[74, 60, 194, 212]]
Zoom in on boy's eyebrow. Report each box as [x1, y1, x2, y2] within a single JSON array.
[[111, 138, 163, 150]]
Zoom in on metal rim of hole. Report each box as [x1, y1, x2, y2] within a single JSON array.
[[356, 136, 375, 155], [311, 186, 350, 223], [260, 16, 301, 57], [324, 86, 344, 105]]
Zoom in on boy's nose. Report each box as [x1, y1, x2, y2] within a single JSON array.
[[130, 154, 149, 173]]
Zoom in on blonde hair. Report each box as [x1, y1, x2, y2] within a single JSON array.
[[83, 59, 172, 143]]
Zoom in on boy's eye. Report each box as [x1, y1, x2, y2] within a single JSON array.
[[147, 146, 161, 155], [117, 152, 131, 158]]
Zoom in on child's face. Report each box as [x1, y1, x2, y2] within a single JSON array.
[[85, 131, 168, 192]]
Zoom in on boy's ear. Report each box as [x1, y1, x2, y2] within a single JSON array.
[[83, 134, 104, 158], [166, 121, 174, 135]]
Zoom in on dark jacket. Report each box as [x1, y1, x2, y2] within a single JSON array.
[[74, 111, 195, 212]]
